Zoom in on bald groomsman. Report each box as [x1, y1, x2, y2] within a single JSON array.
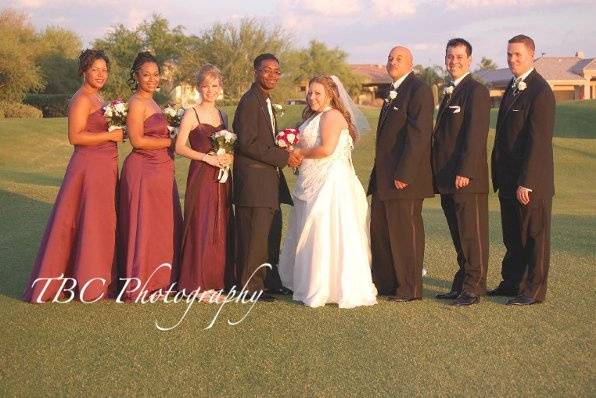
[[432, 38, 490, 306], [489, 35, 555, 305], [368, 46, 434, 301]]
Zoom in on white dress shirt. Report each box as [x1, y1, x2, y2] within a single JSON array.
[[392, 70, 412, 90], [265, 97, 275, 135]]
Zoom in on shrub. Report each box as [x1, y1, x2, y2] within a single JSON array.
[[0, 101, 43, 118], [24, 94, 71, 117]]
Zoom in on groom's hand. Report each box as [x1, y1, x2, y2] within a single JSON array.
[[394, 179, 409, 189]]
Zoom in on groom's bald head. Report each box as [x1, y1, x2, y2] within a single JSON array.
[[386, 46, 413, 81]]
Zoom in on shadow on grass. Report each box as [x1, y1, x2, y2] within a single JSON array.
[[2, 185, 594, 303], [0, 189, 52, 300], [554, 142, 596, 160], [0, 169, 63, 187]]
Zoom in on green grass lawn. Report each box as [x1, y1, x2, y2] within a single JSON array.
[[1, 103, 595, 396]]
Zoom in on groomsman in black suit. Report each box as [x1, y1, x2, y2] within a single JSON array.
[[489, 35, 555, 305], [432, 38, 490, 306], [368, 46, 434, 301], [233, 53, 302, 301]]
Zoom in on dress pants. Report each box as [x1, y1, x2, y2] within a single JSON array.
[[235, 206, 283, 292], [440, 193, 488, 295], [371, 195, 425, 299], [498, 195, 552, 301]]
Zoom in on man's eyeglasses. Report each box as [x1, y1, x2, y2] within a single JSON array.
[[257, 68, 282, 76]]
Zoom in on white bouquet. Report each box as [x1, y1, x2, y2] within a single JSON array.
[[210, 129, 237, 183], [103, 99, 128, 132], [163, 105, 185, 138]]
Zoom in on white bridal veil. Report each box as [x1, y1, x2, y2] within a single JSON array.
[[330, 75, 371, 135]]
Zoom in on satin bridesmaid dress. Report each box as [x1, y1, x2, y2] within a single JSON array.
[[118, 112, 182, 301], [23, 109, 118, 303], [177, 108, 234, 294]]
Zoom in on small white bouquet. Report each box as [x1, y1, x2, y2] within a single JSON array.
[[163, 105, 185, 138], [210, 129, 237, 183], [103, 99, 128, 132]]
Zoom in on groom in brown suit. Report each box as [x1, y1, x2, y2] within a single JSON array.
[[489, 35, 555, 305], [368, 46, 434, 301], [233, 53, 302, 301], [432, 38, 490, 306]]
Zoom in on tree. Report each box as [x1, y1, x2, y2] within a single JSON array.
[[0, 9, 43, 102], [93, 15, 191, 100], [413, 64, 447, 106], [187, 18, 291, 101], [413, 64, 446, 86], [36, 26, 82, 95], [476, 57, 498, 71], [93, 24, 144, 99], [287, 40, 363, 97]]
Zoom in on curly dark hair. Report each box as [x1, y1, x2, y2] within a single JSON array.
[[128, 51, 160, 90], [78, 49, 110, 76]]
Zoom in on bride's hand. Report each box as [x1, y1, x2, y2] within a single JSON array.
[[288, 149, 304, 168]]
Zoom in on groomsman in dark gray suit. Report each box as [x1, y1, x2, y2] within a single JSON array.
[[432, 38, 491, 306], [368, 46, 434, 301], [489, 35, 555, 305]]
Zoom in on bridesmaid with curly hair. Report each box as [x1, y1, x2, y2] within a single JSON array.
[[118, 52, 182, 301], [23, 49, 123, 303]]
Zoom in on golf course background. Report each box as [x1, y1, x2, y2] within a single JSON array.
[[1, 100, 595, 396]]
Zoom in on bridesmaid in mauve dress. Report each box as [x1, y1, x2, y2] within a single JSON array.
[[23, 49, 124, 303], [175, 64, 234, 300], [118, 52, 182, 301]]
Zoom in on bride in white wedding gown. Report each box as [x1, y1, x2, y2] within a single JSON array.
[[279, 75, 377, 308]]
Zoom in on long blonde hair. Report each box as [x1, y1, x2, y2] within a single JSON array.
[[302, 74, 357, 142]]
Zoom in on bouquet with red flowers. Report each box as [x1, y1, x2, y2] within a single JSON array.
[[275, 128, 300, 150]]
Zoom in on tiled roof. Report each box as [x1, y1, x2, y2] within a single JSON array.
[[535, 57, 593, 80], [350, 64, 392, 84], [582, 59, 596, 70], [474, 68, 513, 87], [474, 55, 595, 86]]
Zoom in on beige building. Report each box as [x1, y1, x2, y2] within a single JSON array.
[[350, 64, 392, 106], [475, 52, 596, 102]]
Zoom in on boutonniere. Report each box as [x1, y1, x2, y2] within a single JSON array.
[[272, 103, 284, 117], [385, 90, 397, 103], [443, 85, 454, 96], [517, 81, 527, 91], [512, 79, 527, 94]]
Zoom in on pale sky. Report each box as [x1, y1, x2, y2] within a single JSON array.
[[5, 0, 596, 68]]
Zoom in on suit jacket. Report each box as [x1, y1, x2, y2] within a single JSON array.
[[432, 74, 490, 194], [233, 83, 292, 208], [367, 72, 435, 200], [491, 69, 555, 199]]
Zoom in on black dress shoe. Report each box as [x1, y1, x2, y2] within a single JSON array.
[[436, 291, 460, 300], [487, 283, 518, 297], [266, 287, 293, 296], [452, 293, 479, 306], [257, 293, 277, 302], [388, 296, 421, 302], [506, 295, 539, 306]]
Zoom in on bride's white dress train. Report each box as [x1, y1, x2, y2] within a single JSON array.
[[279, 110, 377, 308]]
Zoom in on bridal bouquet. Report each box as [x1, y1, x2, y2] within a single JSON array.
[[103, 99, 128, 132], [275, 128, 300, 150], [210, 129, 237, 183], [276, 128, 301, 174], [164, 105, 185, 138]]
